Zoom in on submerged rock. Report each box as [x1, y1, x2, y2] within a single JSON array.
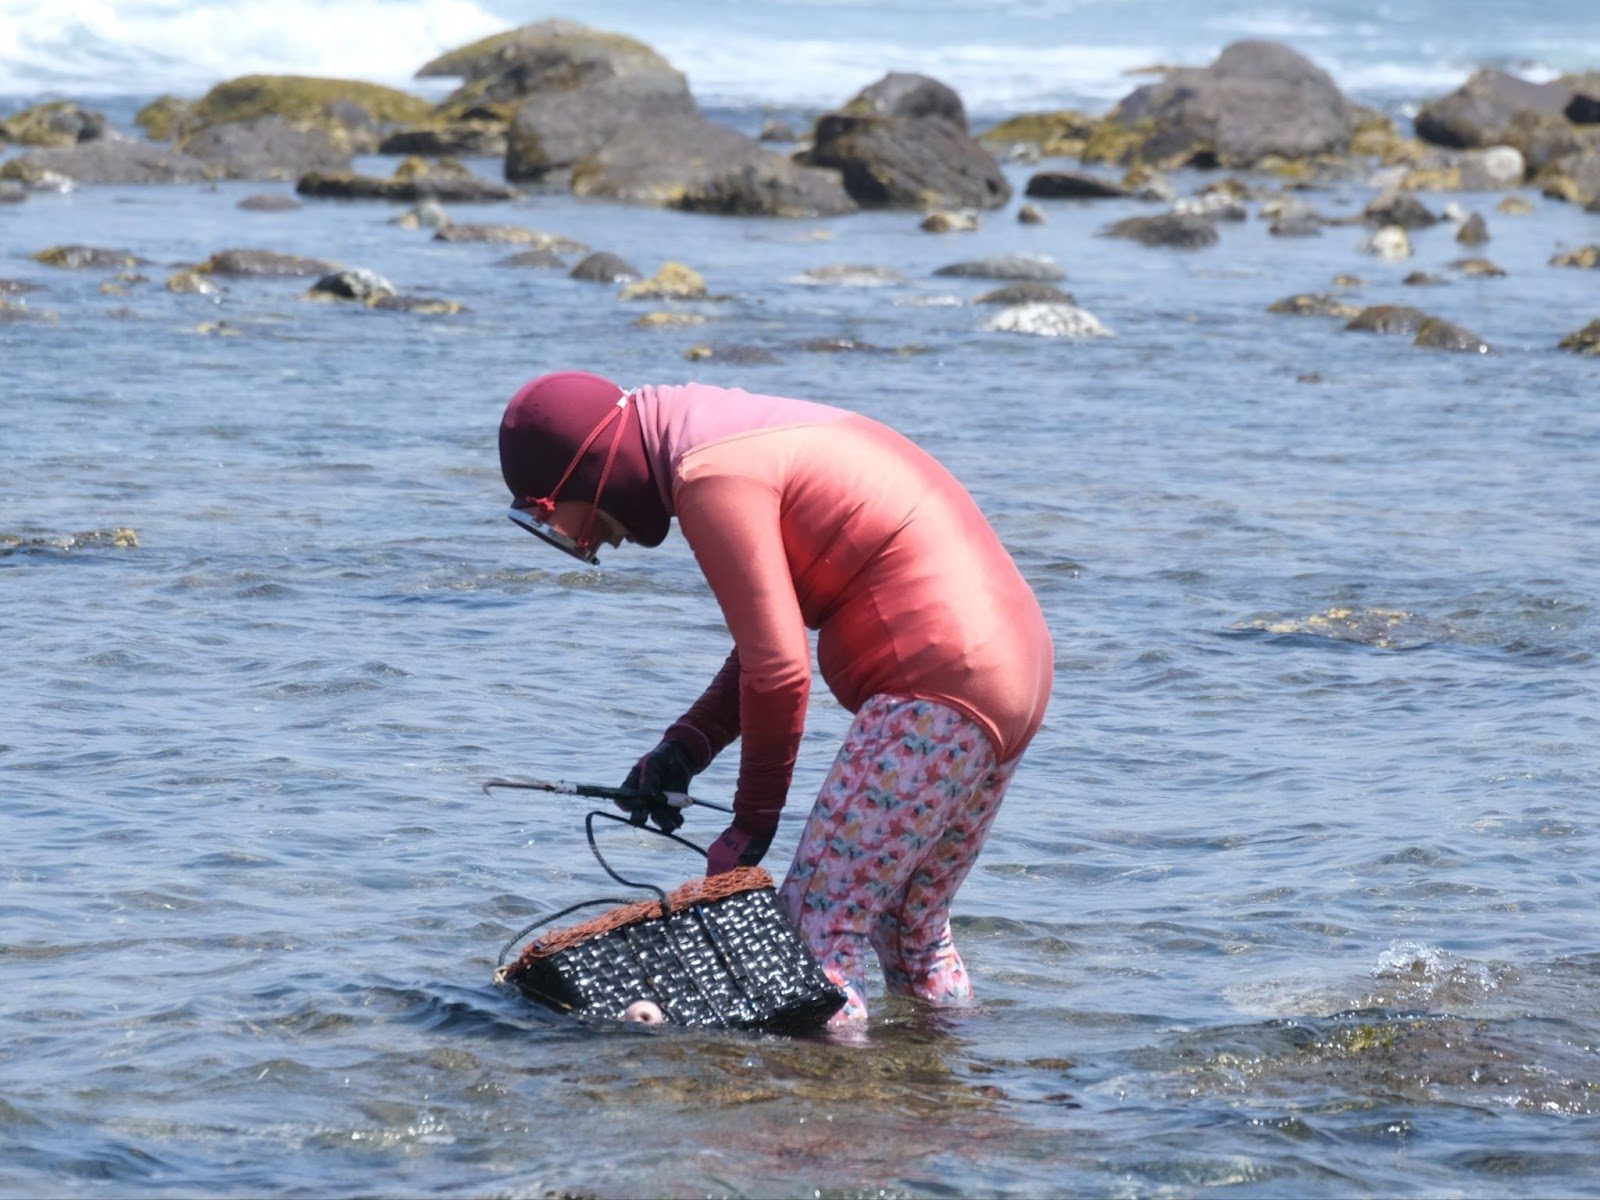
[[1557, 318, 1600, 354], [195, 249, 340, 277], [0, 298, 57, 322], [0, 527, 139, 553], [1497, 194, 1535, 215], [1232, 606, 1444, 649], [973, 282, 1077, 305], [1017, 202, 1046, 224], [165, 269, 223, 296], [1346, 305, 1430, 335], [633, 310, 706, 329], [981, 302, 1111, 338], [497, 247, 568, 269], [920, 210, 979, 232], [1361, 225, 1412, 260], [791, 265, 905, 287], [932, 254, 1065, 281], [237, 194, 302, 211], [433, 222, 585, 252], [304, 268, 395, 302], [1413, 317, 1490, 352], [569, 252, 641, 282], [683, 343, 783, 364], [1102, 212, 1219, 248], [618, 262, 707, 300], [1363, 191, 1439, 228], [1450, 257, 1506, 277], [1550, 244, 1599, 268], [368, 294, 466, 315], [32, 245, 145, 270], [799, 72, 1010, 211], [1267, 293, 1362, 319]]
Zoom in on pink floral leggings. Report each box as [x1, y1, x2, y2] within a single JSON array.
[[777, 694, 1017, 1025]]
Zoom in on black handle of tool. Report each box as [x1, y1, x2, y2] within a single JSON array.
[[481, 776, 732, 812]]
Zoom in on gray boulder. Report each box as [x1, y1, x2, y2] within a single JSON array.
[[0, 141, 216, 185], [506, 70, 699, 181], [195, 249, 340, 277], [1416, 69, 1584, 146], [799, 73, 1010, 210], [181, 118, 353, 180], [306, 268, 395, 301], [972, 282, 1076, 305], [1106, 40, 1356, 167], [1363, 191, 1439, 228], [296, 169, 516, 203], [570, 115, 856, 217]]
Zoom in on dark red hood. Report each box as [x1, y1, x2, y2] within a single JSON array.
[[498, 371, 671, 548]]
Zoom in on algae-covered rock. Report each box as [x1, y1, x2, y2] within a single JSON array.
[[1557, 318, 1600, 355], [1232, 606, 1442, 649], [978, 110, 1099, 158], [1267, 293, 1362, 319], [1497, 194, 1535, 215], [369, 294, 466, 315], [166, 269, 222, 296], [0, 298, 57, 322], [135, 95, 197, 142], [195, 249, 340, 277], [618, 262, 707, 301], [1455, 212, 1490, 244], [0, 527, 139, 553], [417, 18, 670, 82], [920, 210, 979, 232], [192, 75, 431, 130], [1551, 244, 1599, 268], [32, 245, 145, 270], [1450, 257, 1506, 277], [633, 310, 706, 329], [0, 101, 106, 147]]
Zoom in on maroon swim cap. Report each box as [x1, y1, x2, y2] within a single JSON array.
[[499, 371, 670, 548]]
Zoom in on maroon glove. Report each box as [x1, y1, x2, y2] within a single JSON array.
[[705, 824, 774, 875]]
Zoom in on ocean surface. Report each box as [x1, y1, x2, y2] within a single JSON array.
[[4, 2, 1600, 1197]]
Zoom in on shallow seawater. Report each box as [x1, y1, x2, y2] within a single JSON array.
[[3, 130, 1600, 1198]]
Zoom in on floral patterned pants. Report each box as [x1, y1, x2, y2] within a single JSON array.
[[777, 694, 1017, 1024]]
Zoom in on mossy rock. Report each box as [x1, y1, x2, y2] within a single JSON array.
[[0, 101, 106, 147], [193, 75, 431, 128], [619, 262, 707, 301], [135, 95, 197, 142], [979, 110, 1098, 157], [1079, 118, 1158, 165], [1558, 319, 1600, 355], [1401, 165, 1463, 191], [1550, 244, 1599, 268], [415, 19, 667, 79]]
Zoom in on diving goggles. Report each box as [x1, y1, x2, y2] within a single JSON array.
[[507, 505, 600, 565]]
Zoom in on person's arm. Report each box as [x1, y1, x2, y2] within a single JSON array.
[[675, 472, 810, 838], [664, 648, 741, 771]]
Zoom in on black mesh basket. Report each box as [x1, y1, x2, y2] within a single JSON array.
[[494, 813, 844, 1032]]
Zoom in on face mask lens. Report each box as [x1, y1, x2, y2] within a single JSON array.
[[507, 506, 599, 565]]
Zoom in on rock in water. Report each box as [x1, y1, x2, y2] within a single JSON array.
[[981, 302, 1111, 338]]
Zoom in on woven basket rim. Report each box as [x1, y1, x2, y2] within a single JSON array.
[[510, 866, 775, 966]]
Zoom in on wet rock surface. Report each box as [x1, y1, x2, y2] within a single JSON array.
[[1558, 318, 1600, 354], [1414, 317, 1491, 352], [1346, 305, 1431, 335], [1102, 212, 1220, 248], [933, 254, 1066, 281], [195, 249, 341, 277], [569, 252, 641, 282], [0, 141, 216, 185]]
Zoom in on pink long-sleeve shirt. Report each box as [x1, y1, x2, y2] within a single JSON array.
[[633, 383, 1053, 836]]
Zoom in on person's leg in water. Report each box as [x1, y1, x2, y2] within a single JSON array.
[[871, 757, 1014, 1006], [778, 695, 1006, 1024]]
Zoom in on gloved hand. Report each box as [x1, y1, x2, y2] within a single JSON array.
[[706, 824, 774, 876], [618, 738, 697, 833]]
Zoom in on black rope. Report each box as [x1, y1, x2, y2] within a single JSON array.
[[496, 811, 708, 970]]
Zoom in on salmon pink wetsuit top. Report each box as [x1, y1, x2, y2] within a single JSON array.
[[632, 383, 1054, 839]]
